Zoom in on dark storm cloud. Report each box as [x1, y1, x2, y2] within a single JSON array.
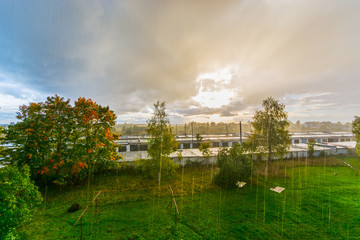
[[176, 99, 245, 117]]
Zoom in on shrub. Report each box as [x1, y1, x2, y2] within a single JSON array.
[[0, 165, 42, 239], [214, 143, 252, 188], [137, 157, 178, 179], [308, 140, 316, 157]]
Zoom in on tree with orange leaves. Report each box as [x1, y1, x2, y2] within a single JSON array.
[[4, 95, 119, 186], [70, 97, 119, 184]]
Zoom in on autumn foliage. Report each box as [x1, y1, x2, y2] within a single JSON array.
[[5, 95, 119, 186]]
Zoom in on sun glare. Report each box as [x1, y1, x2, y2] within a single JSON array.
[[192, 66, 235, 108], [192, 88, 234, 108]]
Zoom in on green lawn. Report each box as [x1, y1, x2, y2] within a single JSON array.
[[18, 156, 360, 239]]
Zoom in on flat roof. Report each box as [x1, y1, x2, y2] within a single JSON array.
[[325, 141, 357, 149]]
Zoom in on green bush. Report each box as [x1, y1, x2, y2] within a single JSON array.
[[214, 143, 252, 188], [0, 165, 42, 239], [185, 159, 204, 167], [308, 140, 315, 157], [136, 157, 178, 180]]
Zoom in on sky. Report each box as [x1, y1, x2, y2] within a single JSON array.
[[0, 0, 359, 124]]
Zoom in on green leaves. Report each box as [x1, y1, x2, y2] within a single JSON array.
[[144, 101, 178, 180], [199, 142, 211, 158], [0, 165, 42, 239], [5, 95, 119, 186], [0, 126, 5, 159], [214, 143, 252, 188], [249, 97, 290, 161], [352, 116, 360, 156], [308, 139, 316, 157]]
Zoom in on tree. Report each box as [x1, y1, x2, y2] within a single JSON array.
[[0, 165, 42, 239], [5, 95, 119, 186], [196, 133, 203, 143], [72, 97, 119, 185], [308, 139, 316, 158], [0, 126, 5, 158], [249, 97, 290, 164], [352, 116, 360, 156], [199, 142, 211, 159], [146, 101, 178, 185], [214, 143, 252, 188], [199, 141, 213, 177]]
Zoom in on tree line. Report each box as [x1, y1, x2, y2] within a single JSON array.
[[115, 120, 352, 136]]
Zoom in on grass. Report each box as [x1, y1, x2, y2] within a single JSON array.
[[18, 156, 360, 239]]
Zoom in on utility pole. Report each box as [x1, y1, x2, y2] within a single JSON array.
[[191, 122, 194, 146], [240, 121, 242, 150], [185, 123, 187, 137]]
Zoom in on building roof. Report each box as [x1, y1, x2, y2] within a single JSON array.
[[325, 141, 357, 149]]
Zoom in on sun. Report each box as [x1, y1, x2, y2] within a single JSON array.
[[192, 88, 234, 108], [192, 66, 235, 108]]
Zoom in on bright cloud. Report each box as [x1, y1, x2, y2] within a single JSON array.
[[192, 67, 236, 109], [0, 69, 49, 121]]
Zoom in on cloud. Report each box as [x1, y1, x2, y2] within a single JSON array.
[[0, 0, 360, 123], [0, 69, 49, 122]]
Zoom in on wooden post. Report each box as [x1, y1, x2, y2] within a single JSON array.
[[80, 216, 82, 239], [80, 216, 85, 240], [93, 191, 102, 215], [174, 203, 177, 226], [75, 206, 89, 226], [169, 186, 179, 227]]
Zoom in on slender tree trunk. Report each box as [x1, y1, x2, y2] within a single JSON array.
[[87, 163, 91, 195], [268, 145, 272, 164], [267, 118, 272, 179], [158, 128, 163, 188], [268, 118, 272, 165]]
